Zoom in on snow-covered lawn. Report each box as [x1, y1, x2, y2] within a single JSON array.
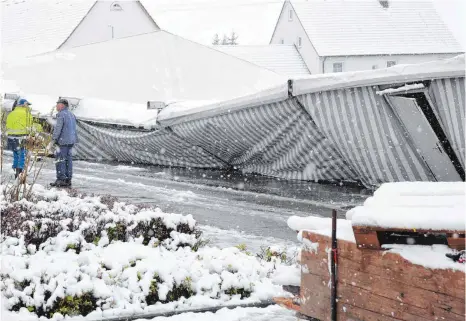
[[1, 184, 299, 320]]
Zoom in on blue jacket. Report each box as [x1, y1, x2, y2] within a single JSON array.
[[53, 108, 78, 146]]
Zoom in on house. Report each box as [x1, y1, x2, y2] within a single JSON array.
[[213, 45, 310, 76], [1, 0, 159, 61], [270, 0, 464, 74], [1, 0, 281, 62]]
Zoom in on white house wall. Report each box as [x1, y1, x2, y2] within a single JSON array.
[[270, 1, 321, 74], [61, 1, 158, 49], [323, 54, 458, 73]]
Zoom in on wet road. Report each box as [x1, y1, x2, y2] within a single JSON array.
[[3, 154, 370, 249]]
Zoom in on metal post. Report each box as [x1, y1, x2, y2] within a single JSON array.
[[330, 209, 338, 321]]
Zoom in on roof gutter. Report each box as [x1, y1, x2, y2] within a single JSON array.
[[322, 56, 327, 74]]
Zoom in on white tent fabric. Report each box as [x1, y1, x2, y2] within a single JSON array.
[[2, 31, 284, 104]]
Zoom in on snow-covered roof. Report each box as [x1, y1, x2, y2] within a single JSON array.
[[139, 0, 283, 45], [292, 54, 465, 95], [3, 30, 284, 105], [288, 0, 464, 56], [213, 45, 310, 76], [1, 0, 95, 60]]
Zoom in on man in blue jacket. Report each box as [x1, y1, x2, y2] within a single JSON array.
[[50, 99, 78, 187]]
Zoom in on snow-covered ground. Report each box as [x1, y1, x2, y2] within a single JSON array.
[[1, 155, 367, 320], [1, 183, 300, 320], [2, 153, 367, 249]]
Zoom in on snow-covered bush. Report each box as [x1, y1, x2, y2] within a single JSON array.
[[1, 185, 291, 320], [0, 185, 200, 251]]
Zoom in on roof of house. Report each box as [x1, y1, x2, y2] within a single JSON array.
[[1, 0, 283, 61], [213, 44, 310, 76], [139, 0, 282, 45], [1, 0, 95, 60], [3, 31, 284, 104], [287, 0, 464, 56]]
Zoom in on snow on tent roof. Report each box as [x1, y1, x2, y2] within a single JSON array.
[[139, 0, 283, 45], [213, 45, 310, 76], [160, 54, 465, 125], [289, 0, 464, 56], [1, 0, 95, 61], [3, 30, 284, 105]]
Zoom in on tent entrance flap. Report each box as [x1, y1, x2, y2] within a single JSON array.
[[387, 95, 463, 182]]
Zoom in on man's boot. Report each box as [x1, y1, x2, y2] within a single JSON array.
[[50, 180, 68, 187], [65, 178, 72, 187]]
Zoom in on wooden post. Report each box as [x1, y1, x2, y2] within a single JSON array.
[[331, 209, 338, 321]]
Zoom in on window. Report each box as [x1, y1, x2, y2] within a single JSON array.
[[333, 63, 343, 73], [372, 65, 378, 70], [289, 10, 293, 21], [297, 37, 302, 48], [387, 61, 396, 67], [110, 2, 123, 11]]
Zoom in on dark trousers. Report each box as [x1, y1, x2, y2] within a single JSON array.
[[56, 145, 73, 180]]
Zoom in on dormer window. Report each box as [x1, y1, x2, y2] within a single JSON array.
[[110, 2, 123, 11], [379, 0, 389, 9]]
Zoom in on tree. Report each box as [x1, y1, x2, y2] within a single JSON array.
[[212, 33, 220, 45], [212, 32, 239, 46], [228, 31, 238, 45]]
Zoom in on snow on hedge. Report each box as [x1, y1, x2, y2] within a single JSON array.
[[1, 185, 295, 320]]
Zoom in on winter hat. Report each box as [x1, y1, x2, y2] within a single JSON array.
[[17, 98, 32, 106]]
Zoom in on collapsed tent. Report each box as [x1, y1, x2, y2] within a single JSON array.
[[3, 32, 464, 188], [73, 56, 465, 188]]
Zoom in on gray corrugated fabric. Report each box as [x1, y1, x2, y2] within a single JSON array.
[[71, 76, 464, 188], [429, 77, 465, 168], [74, 99, 356, 183], [171, 98, 357, 181], [297, 87, 433, 187], [74, 122, 224, 168]]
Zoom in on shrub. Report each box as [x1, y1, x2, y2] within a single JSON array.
[[48, 293, 97, 318]]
